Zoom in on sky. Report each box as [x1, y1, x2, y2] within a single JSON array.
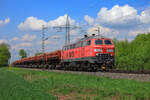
[[0, 0, 150, 62]]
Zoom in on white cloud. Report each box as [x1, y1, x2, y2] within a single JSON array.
[[128, 29, 149, 36], [11, 45, 19, 50], [83, 5, 150, 39], [0, 40, 5, 44], [84, 15, 94, 25], [37, 40, 53, 46], [87, 25, 119, 37], [47, 14, 76, 27], [18, 16, 47, 31], [84, 5, 150, 31], [0, 18, 10, 26], [20, 43, 32, 47], [12, 37, 19, 41], [22, 34, 36, 41], [0, 39, 8, 44], [140, 8, 150, 24], [10, 34, 36, 50], [5, 18, 10, 24], [10, 34, 36, 42], [70, 30, 79, 35], [18, 14, 76, 31], [87, 27, 97, 35], [11, 42, 32, 50], [37, 35, 61, 46], [50, 35, 61, 39], [96, 5, 140, 29]]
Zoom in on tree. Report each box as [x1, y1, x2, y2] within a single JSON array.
[[112, 37, 117, 44], [0, 43, 11, 67], [19, 49, 27, 59]]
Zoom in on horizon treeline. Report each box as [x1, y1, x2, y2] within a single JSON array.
[[114, 33, 150, 70]]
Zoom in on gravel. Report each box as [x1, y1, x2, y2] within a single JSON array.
[[24, 68, 150, 82]]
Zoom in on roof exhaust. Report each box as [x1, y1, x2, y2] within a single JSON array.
[[84, 35, 88, 38], [92, 34, 95, 36]]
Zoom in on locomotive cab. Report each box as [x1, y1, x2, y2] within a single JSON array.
[[93, 38, 114, 56], [91, 38, 115, 69]]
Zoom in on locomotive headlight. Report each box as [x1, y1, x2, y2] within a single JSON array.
[[107, 49, 114, 52], [94, 49, 103, 52], [96, 53, 99, 56], [110, 53, 113, 56]]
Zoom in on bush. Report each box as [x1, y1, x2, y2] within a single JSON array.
[[0, 43, 11, 67], [115, 33, 150, 70]]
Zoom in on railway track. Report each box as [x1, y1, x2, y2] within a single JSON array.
[[21, 67, 150, 82], [109, 69, 150, 74]]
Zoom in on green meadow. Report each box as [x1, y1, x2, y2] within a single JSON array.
[[0, 67, 150, 100]]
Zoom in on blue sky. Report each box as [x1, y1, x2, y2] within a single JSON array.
[[0, 0, 150, 62]]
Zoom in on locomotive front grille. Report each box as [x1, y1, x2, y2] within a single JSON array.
[[96, 53, 111, 60]]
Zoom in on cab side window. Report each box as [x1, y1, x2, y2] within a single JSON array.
[[87, 40, 91, 45], [104, 40, 112, 45]]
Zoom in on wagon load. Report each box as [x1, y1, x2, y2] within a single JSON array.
[[13, 50, 61, 69]]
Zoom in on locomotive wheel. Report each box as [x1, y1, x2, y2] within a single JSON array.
[[45, 65, 49, 69], [86, 64, 91, 71], [75, 63, 80, 71]]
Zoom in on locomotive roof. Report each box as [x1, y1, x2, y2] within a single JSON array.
[[79, 35, 111, 41], [64, 34, 112, 46]]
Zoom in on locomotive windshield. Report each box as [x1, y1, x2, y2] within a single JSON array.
[[104, 40, 112, 45], [95, 40, 103, 45]]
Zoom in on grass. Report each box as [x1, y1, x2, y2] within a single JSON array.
[[0, 67, 150, 100], [0, 67, 57, 100]]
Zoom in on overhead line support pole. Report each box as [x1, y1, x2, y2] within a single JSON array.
[[42, 25, 47, 53]]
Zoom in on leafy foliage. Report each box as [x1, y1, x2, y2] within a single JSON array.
[[0, 43, 11, 67], [19, 49, 27, 59], [115, 33, 150, 70]]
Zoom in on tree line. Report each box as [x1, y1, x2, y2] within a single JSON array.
[[114, 33, 150, 71], [0, 44, 41, 67]]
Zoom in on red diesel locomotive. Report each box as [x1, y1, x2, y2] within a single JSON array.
[[13, 34, 115, 71], [61, 34, 115, 70]]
